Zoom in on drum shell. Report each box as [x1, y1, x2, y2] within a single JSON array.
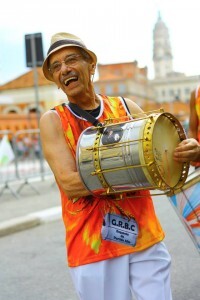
[[77, 119, 152, 194], [76, 113, 189, 196]]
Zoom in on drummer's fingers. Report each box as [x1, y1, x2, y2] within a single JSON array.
[[174, 147, 198, 162], [176, 139, 191, 147], [174, 143, 190, 153], [173, 151, 190, 163], [173, 157, 188, 162], [176, 138, 198, 151], [181, 138, 199, 147]]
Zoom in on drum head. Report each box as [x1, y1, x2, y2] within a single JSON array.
[[152, 114, 184, 188]]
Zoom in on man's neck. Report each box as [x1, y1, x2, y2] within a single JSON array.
[[68, 93, 100, 110]]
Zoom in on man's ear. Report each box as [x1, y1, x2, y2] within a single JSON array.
[[90, 63, 96, 75]]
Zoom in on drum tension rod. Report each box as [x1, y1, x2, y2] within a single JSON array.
[[86, 138, 147, 151], [90, 162, 153, 175]]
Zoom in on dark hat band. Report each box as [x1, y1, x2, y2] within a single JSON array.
[[47, 39, 86, 55]]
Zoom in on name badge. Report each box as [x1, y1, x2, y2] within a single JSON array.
[[101, 213, 138, 246]]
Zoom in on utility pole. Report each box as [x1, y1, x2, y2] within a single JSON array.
[[25, 33, 45, 178], [25, 32, 44, 127]]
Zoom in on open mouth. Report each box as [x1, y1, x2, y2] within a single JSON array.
[[64, 76, 78, 86]]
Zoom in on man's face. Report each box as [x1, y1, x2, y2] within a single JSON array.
[[48, 47, 94, 99]]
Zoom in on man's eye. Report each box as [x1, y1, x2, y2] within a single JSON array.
[[53, 63, 61, 70]]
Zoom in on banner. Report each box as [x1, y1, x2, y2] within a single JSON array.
[[0, 135, 15, 166]]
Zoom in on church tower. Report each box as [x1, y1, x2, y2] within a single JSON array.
[[153, 12, 173, 78]]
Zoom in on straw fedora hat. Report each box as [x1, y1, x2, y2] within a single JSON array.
[[42, 32, 97, 82]]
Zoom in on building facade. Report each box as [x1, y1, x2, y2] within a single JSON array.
[[1, 13, 200, 131], [94, 61, 155, 110], [152, 13, 200, 107], [0, 68, 65, 132], [153, 12, 173, 78]]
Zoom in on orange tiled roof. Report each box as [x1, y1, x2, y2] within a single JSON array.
[[0, 68, 53, 91], [97, 62, 147, 81]]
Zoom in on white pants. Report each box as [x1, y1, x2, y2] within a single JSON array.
[[69, 242, 172, 300]]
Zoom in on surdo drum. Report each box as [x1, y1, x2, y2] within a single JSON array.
[[76, 112, 189, 197]]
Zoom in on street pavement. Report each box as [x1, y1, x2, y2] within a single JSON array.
[[0, 177, 199, 299], [0, 176, 61, 237]]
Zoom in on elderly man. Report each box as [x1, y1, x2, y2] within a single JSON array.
[[40, 32, 174, 300]]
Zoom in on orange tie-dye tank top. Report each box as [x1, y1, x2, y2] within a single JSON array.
[[54, 95, 165, 267]]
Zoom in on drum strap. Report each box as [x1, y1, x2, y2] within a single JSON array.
[[121, 97, 131, 114], [68, 97, 130, 125], [68, 102, 103, 127]]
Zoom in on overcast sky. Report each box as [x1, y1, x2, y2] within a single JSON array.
[[1, 0, 200, 84]]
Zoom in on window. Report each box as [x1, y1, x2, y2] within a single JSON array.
[[162, 90, 165, 96], [184, 88, 190, 95], [118, 83, 126, 94]]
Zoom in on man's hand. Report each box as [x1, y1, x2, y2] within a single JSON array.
[[173, 138, 200, 162]]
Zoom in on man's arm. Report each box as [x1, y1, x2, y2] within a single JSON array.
[[173, 90, 200, 163], [188, 90, 198, 139], [124, 98, 145, 115], [39, 110, 91, 199]]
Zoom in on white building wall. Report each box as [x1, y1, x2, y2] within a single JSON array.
[[152, 75, 200, 103], [0, 84, 68, 113]]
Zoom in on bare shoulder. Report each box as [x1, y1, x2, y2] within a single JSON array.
[[40, 110, 61, 134], [40, 109, 60, 125], [123, 97, 144, 114]]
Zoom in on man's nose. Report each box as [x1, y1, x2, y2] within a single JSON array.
[[60, 61, 72, 72]]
